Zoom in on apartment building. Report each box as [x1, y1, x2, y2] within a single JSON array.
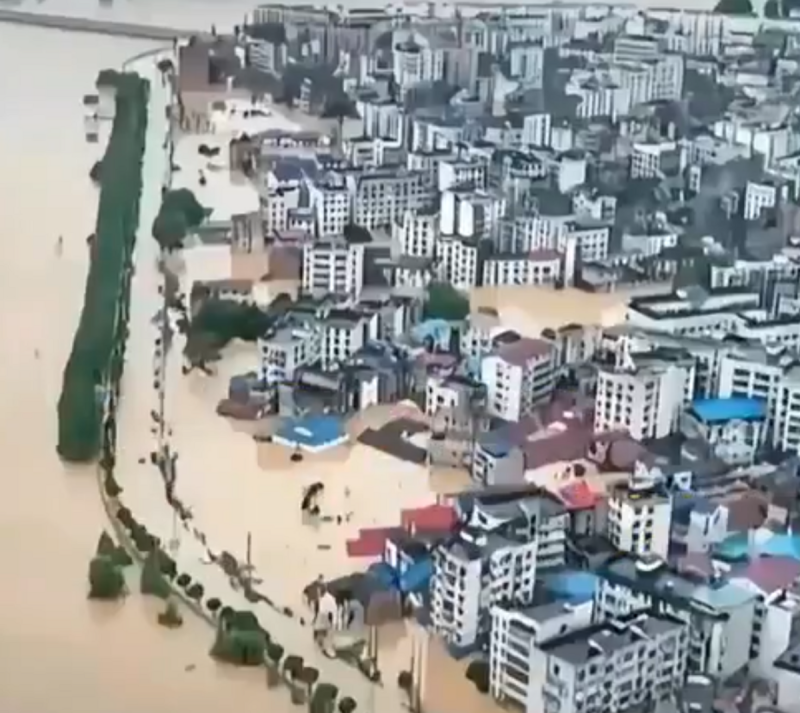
[[431, 487, 568, 649], [302, 240, 365, 297], [461, 308, 503, 361], [349, 168, 428, 229], [436, 236, 479, 290], [594, 337, 694, 441], [438, 155, 488, 192], [630, 141, 681, 180], [395, 207, 439, 258], [320, 308, 371, 370], [425, 373, 487, 433], [562, 221, 610, 263], [508, 41, 545, 86], [489, 600, 594, 709], [717, 350, 800, 454], [482, 337, 558, 422], [483, 250, 562, 288], [744, 179, 786, 221], [258, 324, 320, 384], [596, 555, 756, 678], [309, 178, 350, 237], [607, 466, 672, 560], [730, 557, 800, 679], [529, 611, 688, 713], [625, 289, 761, 338]]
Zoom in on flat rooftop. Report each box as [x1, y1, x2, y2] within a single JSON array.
[[690, 397, 767, 424]]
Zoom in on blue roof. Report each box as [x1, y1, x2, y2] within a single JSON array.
[[542, 570, 598, 604], [276, 415, 345, 447], [690, 397, 767, 424]]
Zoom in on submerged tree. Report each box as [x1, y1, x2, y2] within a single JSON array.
[[140, 550, 171, 599], [88, 555, 126, 600], [158, 598, 184, 628]]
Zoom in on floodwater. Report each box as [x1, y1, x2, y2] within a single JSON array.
[[0, 23, 300, 713]]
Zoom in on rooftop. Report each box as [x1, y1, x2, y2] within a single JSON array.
[[539, 612, 684, 666], [690, 397, 767, 424]]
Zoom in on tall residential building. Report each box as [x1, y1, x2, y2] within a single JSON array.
[[594, 337, 694, 441], [301, 240, 364, 297], [607, 464, 673, 560], [430, 487, 568, 649], [482, 338, 557, 422], [595, 555, 756, 678], [489, 600, 594, 709], [529, 612, 689, 713]]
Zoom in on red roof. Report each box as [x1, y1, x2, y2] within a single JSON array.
[[401, 504, 456, 532], [346, 527, 398, 558], [558, 480, 602, 511], [741, 556, 800, 594]]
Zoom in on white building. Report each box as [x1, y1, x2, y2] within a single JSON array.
[[596, 555, 756, 678], [630, 140, 680, 179], [258, 324, 320, 383], [528, 611, 688, 713], [717, 351, 800, 454], [436, 236, 478, 290], [393, 210, 439, 258], [594, 337, 694, 441], [431, 488, 568, 649], [320, 308, 370, 370], [461, 309, 502, 361], [392, 36, 445, 91], [482, 337, 557, 422], [489, 600, 593, 709], [483, 250, 562, 288], [309, 178, 350, 237], [607, 464, 673, 560], [302, 240, 364, 297], [744, 179, 785, 221]]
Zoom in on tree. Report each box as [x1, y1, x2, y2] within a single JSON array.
[[422, 282, 470, 321], [57, 71, 149, 463], [162, 189, 206, 228], [89, 160, 103, 184], [266, 641, 285, 687], [397, 670, 413, 692], [156, 58, 174, 74], [338, 697, 357, 713], [321, 95, 359, 151], [283, 655, 305, 704], [88, 556, 126, 599], [343, 223, 372, 244], [310, 682, 339, 713], [300, 666, 320, 695], [465, 660, 490, 694], [152, 208, 188, 251], [140, 550, 171, 599], [714, 0, 753, 12], [210, 611, 268, 667]]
